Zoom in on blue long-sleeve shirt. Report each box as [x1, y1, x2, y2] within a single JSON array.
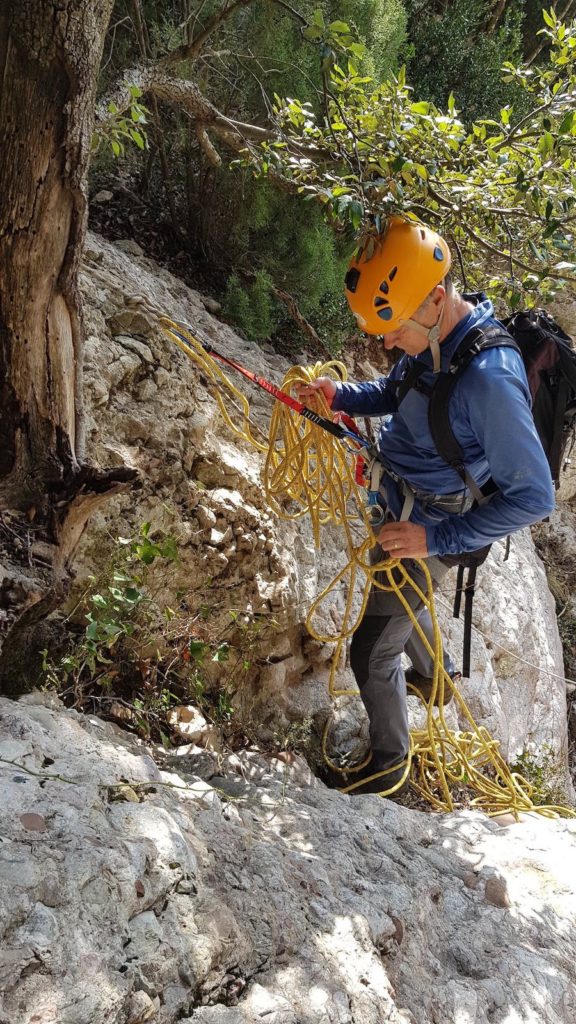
[[332, 296, 555, 556]]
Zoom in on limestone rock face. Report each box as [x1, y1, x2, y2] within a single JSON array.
[[77, 233, 570, 772], [1, 696, 576, 1024]]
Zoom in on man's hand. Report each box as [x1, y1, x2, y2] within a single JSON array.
[[377, 521, 428, 559], [296, 376, 338, 407]]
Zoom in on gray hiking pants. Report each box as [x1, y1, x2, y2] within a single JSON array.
[[349, 548, 455, 771]]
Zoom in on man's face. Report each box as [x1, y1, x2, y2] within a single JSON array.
[[381, 290, 441, 354], [382, 323, 429, 355]]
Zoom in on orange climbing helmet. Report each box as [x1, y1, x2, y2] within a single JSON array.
[[344, 216, 452, 335]]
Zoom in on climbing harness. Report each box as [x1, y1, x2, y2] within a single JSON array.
[[155, 311, 574, 818]]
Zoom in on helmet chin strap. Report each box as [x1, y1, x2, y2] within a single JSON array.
[[403, 301, 446, 373]]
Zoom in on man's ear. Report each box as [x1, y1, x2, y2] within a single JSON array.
[[432, 283, 447, 309]]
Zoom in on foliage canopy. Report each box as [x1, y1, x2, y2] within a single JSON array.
[[248, 8, 576, 307]]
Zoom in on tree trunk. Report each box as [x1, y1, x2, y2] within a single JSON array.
[[0, 1, 136, 694], [485, 0, 508, 36]]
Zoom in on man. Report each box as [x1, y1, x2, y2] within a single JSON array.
[[298, 216, 555, 796]]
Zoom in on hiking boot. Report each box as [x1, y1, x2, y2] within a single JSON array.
[[405, 667, 461, 707], [317, 762, 348, 791], [338, 758, 410, 799]]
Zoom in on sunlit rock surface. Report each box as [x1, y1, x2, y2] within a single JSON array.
[[1, 695, 575, 1024]]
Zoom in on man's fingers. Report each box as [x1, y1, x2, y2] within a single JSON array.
[[376, 522, 428, 559]]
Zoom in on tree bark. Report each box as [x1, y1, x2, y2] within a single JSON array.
[[485, 0, 508, 36], [0, 1, 136, 693]]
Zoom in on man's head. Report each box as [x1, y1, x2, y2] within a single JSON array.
[[382, 276, 454, 355], [344, 217, 452, 366]]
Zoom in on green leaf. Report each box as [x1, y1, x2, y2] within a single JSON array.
[[212, 643, 230, 663], [320, 45, 336, 73], [411, 101, 430, 115], [328, 20, 350, 33], [160, 536, 178, 561], [111, 140, 121, 157], [302, 25, 323, 41], [137, 540, 158, 565], [538, 132, 554, 156], [349, 200, 363, 230], [542, 8, 555, 28], [189, 640, 209, 662], [558, 110, 575, 134], [130, 129, 145, 149]]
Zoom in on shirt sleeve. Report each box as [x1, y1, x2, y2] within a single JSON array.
[[331, 360, 405, 417], [424, 349, 555, 556]]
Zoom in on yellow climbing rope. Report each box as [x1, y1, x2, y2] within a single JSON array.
[[159, 314, 575, 819]]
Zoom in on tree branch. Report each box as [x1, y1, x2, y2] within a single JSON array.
[[196, 124, 222, 166], [485, 0, 508, 36], [492, 97, 556, 151], [97, 66, 327, 162], [271, 286, 333, 359], [160, 0, 306, 66]]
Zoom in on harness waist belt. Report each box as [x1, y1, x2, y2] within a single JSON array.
[[381, 470, 475, 515]]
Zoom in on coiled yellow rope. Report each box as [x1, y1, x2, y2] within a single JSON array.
[[159, 315, 575, 819]]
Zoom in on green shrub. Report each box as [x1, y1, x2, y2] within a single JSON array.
[[404, 0, 529, 122], [223, 269, 279, 341]]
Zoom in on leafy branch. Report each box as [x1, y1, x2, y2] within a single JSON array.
[[254, 10, 576, 304]]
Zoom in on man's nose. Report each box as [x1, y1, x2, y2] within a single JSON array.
[[383, 331, 400, 348]]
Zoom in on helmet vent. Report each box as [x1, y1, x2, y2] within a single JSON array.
[[344, 267, 361, 293], [374, 297, 389, 308], [388, 266, 398, 281], [420, 229, 426, 240], [433, 245, 444, 261], [377, 307, 393, 321], [379, 281, 389, 294]]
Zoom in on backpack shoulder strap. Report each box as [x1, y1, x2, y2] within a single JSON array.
[[556, 335, 576, 392], [428, 325, 520, 500], [394, 358, 430, 404]]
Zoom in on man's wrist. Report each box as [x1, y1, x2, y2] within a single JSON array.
[[330, 382, 344, 411]]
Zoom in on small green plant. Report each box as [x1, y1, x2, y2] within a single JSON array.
[[42, 521, 180, 736], [92, 85, 149, 157], [509, 744, 568, 808], [42, 523, 282, 747], [273, 718, 314, 755]]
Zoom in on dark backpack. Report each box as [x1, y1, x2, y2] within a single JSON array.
[[398, 308, 576, 676]]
